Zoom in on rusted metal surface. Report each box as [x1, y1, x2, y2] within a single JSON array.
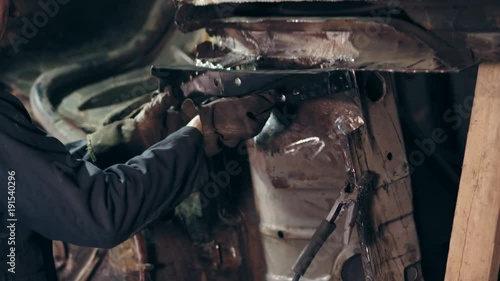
[[255, 97, 355, 186], [151, 65, 355, 102], [173, 1, 500, 71], [348, 72, 423, 280], [133, 235, 152, 281], [243, 73, 366, 280], [241, 70, 421, 280], [189, 18, 472, 71], [53, 237, 148, 281], [247, 107, 352, 280], [145, 211, 257, 281]]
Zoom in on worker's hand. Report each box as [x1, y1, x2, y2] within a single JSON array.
[[133, 88, 184, 149], [86, 88, 184, 166], [183, 92, 276, 156]]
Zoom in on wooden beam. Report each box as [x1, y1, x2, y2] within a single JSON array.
[[445, 63, 500, 281]]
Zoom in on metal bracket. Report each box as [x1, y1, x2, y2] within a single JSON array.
[[151, 65, 355, 104]]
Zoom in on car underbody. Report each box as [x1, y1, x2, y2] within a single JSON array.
[[0, 0, 498, 280]]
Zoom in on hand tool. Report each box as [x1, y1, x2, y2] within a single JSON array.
[[291, 172, 377, 281]]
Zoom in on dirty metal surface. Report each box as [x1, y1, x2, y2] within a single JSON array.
[[348, 72, 423, 280], [174, 1, 500, 72], [151, 65, 355, 102], [189, 18, 472, 71], [53, 236, 149, 281], [245, 72, 363, 281], [245, 70, 421, 281], [146, 218, 255, 281], [247, 104, 354, 280]]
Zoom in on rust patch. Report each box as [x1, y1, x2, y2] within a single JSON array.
[[271, 177, 289, 189]]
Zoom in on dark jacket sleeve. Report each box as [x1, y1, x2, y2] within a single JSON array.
[[0, 94, 209, 249]]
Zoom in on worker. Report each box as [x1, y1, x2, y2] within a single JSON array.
[[0, 4, 276, 280]]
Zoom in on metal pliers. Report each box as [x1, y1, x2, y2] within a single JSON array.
[[291, 172, 376, 281]]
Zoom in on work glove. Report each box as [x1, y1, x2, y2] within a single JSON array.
[[133, 88, 186, 148], [182, 92, 276, 156], [86, 88, 184, 167]]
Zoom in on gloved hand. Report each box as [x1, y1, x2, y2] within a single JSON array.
[[133, 88, 185, 148], [86, 88, 184, 166], [183, 92, 276, 156]]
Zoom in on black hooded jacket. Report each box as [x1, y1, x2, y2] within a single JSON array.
[[0, 91, 209, 281]]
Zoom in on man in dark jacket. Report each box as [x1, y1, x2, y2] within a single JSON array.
[[0, 3, 275, 279], [0, 85, 274, 281]]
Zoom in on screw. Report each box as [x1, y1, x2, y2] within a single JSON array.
[[234, 78, 242, 86]]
